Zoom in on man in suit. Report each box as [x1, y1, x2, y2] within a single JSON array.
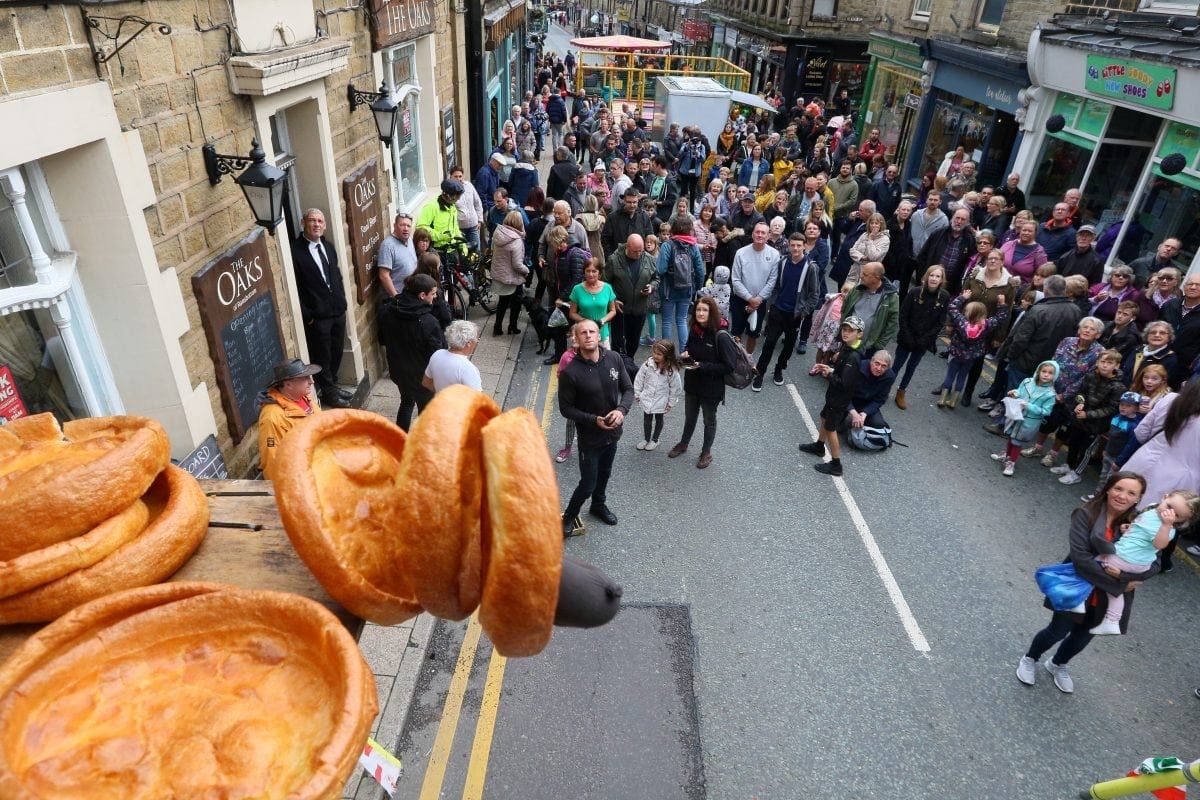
[[291, 208, 351, 408]]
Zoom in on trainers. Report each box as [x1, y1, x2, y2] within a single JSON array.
[[1040, 451, 1057, 468], [977, 399, 996, 412], [645, 440, 659, 451], [1049, 464, 1071, 475], [554, 446, 572, 463], [1080, 493, 1096, 503], [1016, 656, 1037, 686], [751, 374, 764, 392], [639, 336, 653, 347], [1182, 543, 1200, 557], [1058, 471, 1082, 485], [1021, 445, 1044, 458], [1043, 661, 1074, 694], [1003, 460, 1016, 477], [773, 370, 784, 386], [1089, 619, 1122, 636], [636, 440, 648, 450], [990, 452, 1007, 461], [796, 340, 808, 354]]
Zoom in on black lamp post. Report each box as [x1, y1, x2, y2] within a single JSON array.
[[202, 139, 288, 235], [348, 82, 401, 147]]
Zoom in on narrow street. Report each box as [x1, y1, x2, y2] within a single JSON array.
[[390, 329, 1200, 799]]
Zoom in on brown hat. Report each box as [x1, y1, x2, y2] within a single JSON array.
[[270, 358, 322, 388]]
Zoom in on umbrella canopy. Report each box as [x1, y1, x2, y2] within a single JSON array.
[[569, 34, 672, 50]]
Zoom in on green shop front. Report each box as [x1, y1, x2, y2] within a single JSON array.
[[1019, 18, 1200, 274], [857, 32, 926, 171]]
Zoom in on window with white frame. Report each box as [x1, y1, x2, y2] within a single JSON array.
[[385, 43, 427, 210], [975, 0, 1005, 27], [911, 0, 933, 19]]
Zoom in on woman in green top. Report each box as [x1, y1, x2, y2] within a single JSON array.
[[569, 259, 617, 347]]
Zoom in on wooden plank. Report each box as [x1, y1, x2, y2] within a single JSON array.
[[0, 479, 362, 664]]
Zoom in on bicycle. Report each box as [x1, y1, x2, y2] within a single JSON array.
[[436, 237, 497, 314]]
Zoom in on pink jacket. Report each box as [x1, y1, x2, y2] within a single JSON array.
[[999, 239, 1048, 283]]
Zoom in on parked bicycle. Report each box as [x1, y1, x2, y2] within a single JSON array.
[[435, 238, 496, 318]]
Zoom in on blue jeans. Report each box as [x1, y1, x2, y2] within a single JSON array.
[[941, 356, 977, 392], [661, 298, 690, 352], [462, 226, 481, 251], [1026, 611, 1094, 666], [1007, 364, 1030, 392], [892, 345, 926, 390]]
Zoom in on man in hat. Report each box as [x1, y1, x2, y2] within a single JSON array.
[[1056, 224, 1103, 286], [291, 208, 350, 409], [416, 179, 465, 249], [258, 358, 322, 481], [798, 315, 867, 477]]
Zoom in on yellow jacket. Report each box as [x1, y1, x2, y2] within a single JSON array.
[[258, 387, 320, 481]]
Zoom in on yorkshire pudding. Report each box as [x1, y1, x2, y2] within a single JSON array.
[[0, 465, 208, 624], [478, 408, 563, 657], [274, 410, 422, 625], [0, 582, 376, 800], [392, 385, 499, 620], [0, 415, 170, 560]]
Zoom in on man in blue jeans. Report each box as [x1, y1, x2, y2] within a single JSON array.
[[558, 319, 635, 538]]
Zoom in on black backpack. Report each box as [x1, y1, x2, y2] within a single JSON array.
[[669, 241, 694, 290], [717, 330, 756, 390]]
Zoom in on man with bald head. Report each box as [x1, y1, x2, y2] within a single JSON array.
[[604, 233, 658, 358], [840, 262, 900, 354]]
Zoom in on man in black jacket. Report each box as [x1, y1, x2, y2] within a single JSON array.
[[646, 154, 678, 222], [1159, 273, 1200, 386], [601, 188, 654, 257], [1056, 225, 1103, 286], [916, 208, 976, 294], [380, 273, 445, 430], [291, 208, 350, 408], [546, 148, 578, 200], [868, 165, 902, 220], [998, 275, 1082, 390], [558, 319, 634, 537]]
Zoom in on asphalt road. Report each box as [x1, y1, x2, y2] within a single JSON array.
[[388, 323, 1200, 800]]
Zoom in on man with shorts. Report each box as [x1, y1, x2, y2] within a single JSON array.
[[730, 221, 780, 355], [798, 316, 866, 477]]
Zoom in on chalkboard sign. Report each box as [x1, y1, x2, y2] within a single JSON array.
[[192, 229, 288, 443], [176, 434, 229, 479]]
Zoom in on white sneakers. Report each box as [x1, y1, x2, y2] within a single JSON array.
[[1017, 657, 1075, 693], [1002, 460, 1015, 477], [645, 440, 659, 451], [636, 440, 648, 450], [1058, 471, 1082, 485], [1049, 464, 1072, 475], [1089, 619, 1122, 636]]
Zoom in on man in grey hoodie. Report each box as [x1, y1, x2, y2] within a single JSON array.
[[730, 221, 780, 354]]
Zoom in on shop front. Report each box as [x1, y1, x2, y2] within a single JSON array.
[[1017, 23, 1200, 274], [779, 39, 870, 112], [906, 41, 1026, 189], [858, 32, 925, 169], [484, 0, 528, 151]]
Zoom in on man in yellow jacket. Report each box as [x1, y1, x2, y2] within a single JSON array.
[[258, 358, 323, 480]]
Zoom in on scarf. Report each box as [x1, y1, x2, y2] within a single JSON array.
[[671, 234, 697, 245], [719, 131, 735, 150]]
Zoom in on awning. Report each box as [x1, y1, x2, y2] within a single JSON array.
[[570, 34, 672, 50], [729, 90, 778, 113], [484, 0, 525, 50]]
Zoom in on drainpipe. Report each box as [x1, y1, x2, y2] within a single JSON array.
[[467, 0, 487, 172]]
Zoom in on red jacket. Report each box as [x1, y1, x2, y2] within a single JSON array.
[[859, 137, 886, 161]]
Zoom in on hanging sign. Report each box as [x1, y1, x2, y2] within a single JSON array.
[[0, 365, 27, 422], [801, 52, 830, 96], [1085, 55, 1176, 111], [342, 159, 384, 303], [369, 0, 436, 50], [192, 229, 288, 443]]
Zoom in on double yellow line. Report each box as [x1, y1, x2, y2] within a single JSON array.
[[417, 366, 559, 800]]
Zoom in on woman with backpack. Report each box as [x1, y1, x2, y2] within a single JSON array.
[[655, 217, 706, 353], [668, 296, 737, 469]]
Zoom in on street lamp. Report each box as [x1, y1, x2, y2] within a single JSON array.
[[348, 82, 401, 147], [202, 139, 288, 235]]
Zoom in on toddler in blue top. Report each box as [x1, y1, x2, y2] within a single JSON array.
[[1090, 490, 1200, 635]]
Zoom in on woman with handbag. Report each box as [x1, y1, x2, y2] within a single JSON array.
[[489, 211, 530, 336], [1016, 472, 1152, 693], [667, 297, 735, 469]]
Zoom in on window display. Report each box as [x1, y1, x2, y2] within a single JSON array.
[[387, 44, 427, 209]]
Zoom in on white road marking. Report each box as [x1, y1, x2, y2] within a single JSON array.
[[787, 383, 932, 654]]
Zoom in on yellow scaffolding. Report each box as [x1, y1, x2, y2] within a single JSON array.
[[574, 50, 750, 112]]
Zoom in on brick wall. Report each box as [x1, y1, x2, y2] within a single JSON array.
[[0, 0, 456, 475]]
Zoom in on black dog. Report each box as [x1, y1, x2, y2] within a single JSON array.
[[522, 296, 552, 354]]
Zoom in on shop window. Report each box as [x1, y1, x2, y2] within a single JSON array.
[[1133, 173, 1199, 268], [0, 166, 114, 423], [385, 44, 428, 209], [974, 0, 1005, 28], [911, 0, 933, 19], [1028, 137, 1091, 219], [1104, 105, 1163, 142], [812, 0, 837, 18]]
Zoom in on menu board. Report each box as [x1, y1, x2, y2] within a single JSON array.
[[177, 433, 229, 479], [342, 159, 383, 303], [192, 229, 287, 443]]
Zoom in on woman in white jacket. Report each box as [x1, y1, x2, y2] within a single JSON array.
[[847, 212, 891, 286], [633, 339, 684, 450]]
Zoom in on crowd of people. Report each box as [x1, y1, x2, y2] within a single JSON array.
[[354, 44, 1200, 694]]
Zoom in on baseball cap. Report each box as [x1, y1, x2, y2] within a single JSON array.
[[840, 316, 865, 332], [1078, 224, 1097, 235], [1119, 391, 1143, 405]]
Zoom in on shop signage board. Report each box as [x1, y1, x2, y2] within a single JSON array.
[[682, 19, 712, 42], [192, 229, 288, 443], [342, 159, 384, 303], [724, 27, 738, 48], [1085, 55, 1176, 111], [0, 365, 27, 422], [369, 0, 436, 50], [177, 434, 229, 479], [442, 105, 457, 175], [904, 92, 921, 110], [801, 52, 831, 95]]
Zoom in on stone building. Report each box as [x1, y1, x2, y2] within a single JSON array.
[[0, 0, 471, 475]]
